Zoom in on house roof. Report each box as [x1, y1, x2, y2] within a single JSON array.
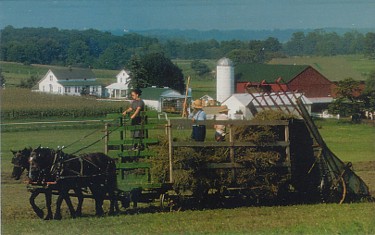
[[50, 67, 96, 80], [235, 64, 310, 83], [106, 82, 128, 90], [58, 80, 101, 86]]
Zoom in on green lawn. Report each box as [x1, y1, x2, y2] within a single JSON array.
[[1, 119, 374, 234], [2, 202, 374, 235], [316, 119, 375, 162]]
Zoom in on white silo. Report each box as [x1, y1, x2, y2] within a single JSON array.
[[216, 57, 234, 103]]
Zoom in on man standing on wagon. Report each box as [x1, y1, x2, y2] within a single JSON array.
[[122, 88, 145, 148], [189, 99, 207, 141]]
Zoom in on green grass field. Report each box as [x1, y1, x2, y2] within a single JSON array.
[[1, 119, 375, 234]]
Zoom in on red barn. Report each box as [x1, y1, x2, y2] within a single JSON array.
[[235, 64, 335, 98], [234, 64, 336, 112]]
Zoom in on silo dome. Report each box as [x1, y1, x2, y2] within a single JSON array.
[[217, 57, 233, 66], [216, 57, 235, 103]]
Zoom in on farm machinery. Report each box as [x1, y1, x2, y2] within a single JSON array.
[[104, 81, 371, 209]]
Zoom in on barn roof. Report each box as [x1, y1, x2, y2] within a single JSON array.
[[50, 67, 96, 80], [223, 92, 312, 106], [235, 64, 309, 83]]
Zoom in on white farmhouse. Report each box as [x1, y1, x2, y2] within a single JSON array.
[[37, 67, 103, 97], [106, 69, 131, 98]]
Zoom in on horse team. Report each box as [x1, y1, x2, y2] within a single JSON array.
[[11, 147, 123, 220]]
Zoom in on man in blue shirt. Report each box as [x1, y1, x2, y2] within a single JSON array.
[[189, 99, 206, 141]]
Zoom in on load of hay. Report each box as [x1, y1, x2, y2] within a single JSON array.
[[150, 110, 304, 203]]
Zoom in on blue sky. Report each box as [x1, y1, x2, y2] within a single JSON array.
[[0, 0, 374, 31]]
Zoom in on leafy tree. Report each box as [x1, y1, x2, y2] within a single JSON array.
[[66, 40, 91, 67], [334, 78, 361, 102], [191, 60, 210, 76], [127, 55, 148, 89], [0, 68, 5, 88], [360, 71, 375, 111], [18, 75, 39, 89], [128, 53, 185, 93], [364, 32, 375, 59], [96, 43, 130, 69], [329, 78, 362, 116], [285, 32, 305, 56]]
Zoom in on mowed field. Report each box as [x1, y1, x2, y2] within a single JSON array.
[[1, 119, 375, 234]]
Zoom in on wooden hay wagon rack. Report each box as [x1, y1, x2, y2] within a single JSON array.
[[104, 81, 371, 209]]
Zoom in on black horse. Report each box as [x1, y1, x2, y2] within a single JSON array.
[[11, 147, 84, 220], [29, 146, 119, 219], [11, 147, 32, 180]]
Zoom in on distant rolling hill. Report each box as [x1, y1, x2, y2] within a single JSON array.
[[111, 28, 375, 42]]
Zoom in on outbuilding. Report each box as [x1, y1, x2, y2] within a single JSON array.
[[141, 87, 191, 113], [222, 92, 312, 120]]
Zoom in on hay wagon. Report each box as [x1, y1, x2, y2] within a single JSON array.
[[104, 92, 371, 209]]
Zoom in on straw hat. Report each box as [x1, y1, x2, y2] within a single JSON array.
[[219, 105, 230, 113], [192, 99, 203, 109]]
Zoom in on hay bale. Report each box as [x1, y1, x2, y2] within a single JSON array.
[[150, 110, 299, 201]]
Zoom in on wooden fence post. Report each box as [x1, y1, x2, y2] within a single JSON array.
[[167, 120, 173, 183], [104, 123, 109, 154]]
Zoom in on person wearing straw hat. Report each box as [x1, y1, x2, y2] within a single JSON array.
[[214, 105, 229, 141], [189, 99, 207, 141]]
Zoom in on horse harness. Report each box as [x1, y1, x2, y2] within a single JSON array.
[[51, 152, 103, 181]]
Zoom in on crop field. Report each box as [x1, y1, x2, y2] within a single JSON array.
[[1, 119, 374, 234], [0, 88, 127, 120]]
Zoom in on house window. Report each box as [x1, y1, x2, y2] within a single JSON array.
[[75, 86, 78, 93], [67, 87, 71, 92], [58, 87, 61, 93], [64, 87, 68, 93], [49, 84, 53, 92], [49, 75, 53, 81]]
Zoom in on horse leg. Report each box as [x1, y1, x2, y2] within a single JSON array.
[[44, 188, 53, 220], [54, 193, 64, 220], [29, 189, 44, 219], [74, 188, 84, 217], [63, 189, 77, 219], [90, 186, 104, 216], [54, 188, 76, 220]]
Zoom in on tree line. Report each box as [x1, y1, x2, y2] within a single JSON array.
[[1, 26, 374, 70]]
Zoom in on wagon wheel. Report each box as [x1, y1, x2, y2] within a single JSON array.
[[323, 172, 347, 204], [159, 193, 174, 212]]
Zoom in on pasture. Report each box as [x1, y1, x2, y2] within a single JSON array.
[[1, 119, 374, 234]]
